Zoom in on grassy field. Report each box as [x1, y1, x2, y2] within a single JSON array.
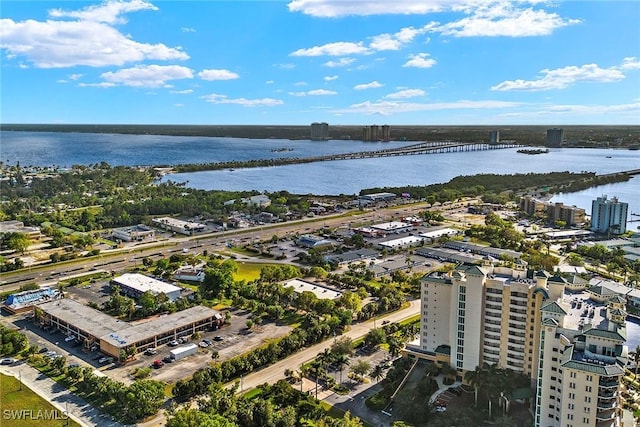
[[233, 261, 278, 282], [0, 373, 80, 427]]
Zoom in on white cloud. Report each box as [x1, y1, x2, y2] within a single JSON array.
[[49, 0, 157, 24], [0, 3, 188, 68], [621, 57, 640, 70], [291, 41, 370, 57], [403, 53, 437, 68], [335, 99, 519, 115], [288, 0, 458, 17], [100, 65, 194, 87], [201, 93, 284, 107], [426, 3, 580, 37], [289, 1, 578, 38], [174, 103, 185, 107], [77, 82, 117, 88], [354, 81, 383, 90], [266, 80, 275, 84], [289, 89, 338, 96], [324, 75, 339, 81], [324, 58, 355, 67], [492, 63, 626, 91], [198, 69, 239, 81], [541, 102, 640, 115], [181, 27, 196, 33], [170, 89, 194, 94], [385, 88, 426, 99], [57, 73, 84, 84], [294, 81, 308, 86], [275, 63, 296, 69]]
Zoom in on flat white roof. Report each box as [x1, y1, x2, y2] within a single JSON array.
[[419, 228, 459, 239], [284, 279, 342, 300], [113, 273, 181, 296], [371, 221, 412, 231], [152, 217, 206, 229], [378, 235, 424, 248]]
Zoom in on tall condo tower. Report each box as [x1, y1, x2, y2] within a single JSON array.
[[591, 195, 628, 234], [310, 122, 329, 140], [545, 128, 564, 147]]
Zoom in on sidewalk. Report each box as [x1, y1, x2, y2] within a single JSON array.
[[0, 363, 124, 427]]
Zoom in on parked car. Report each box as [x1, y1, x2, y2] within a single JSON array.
[[152, 360, 164, 369], [145, 348, 157, 355], [39, 347, 49, 354], [64, 335, 75, 342], [98, 357, 110, 364], [1, 358, 16, 365], [168, 340, 179, 347], [213, 336, 224, 342], [198, 341, 209, 348], [162, 356, 174, 364]]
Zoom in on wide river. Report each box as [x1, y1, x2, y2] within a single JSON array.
[[2, 130, 640, 348]]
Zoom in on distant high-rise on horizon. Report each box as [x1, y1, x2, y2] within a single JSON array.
[[310, 122, 329, 141], [362, 124, 391, 141], [489, 130, 500, 144], [591, 195, 628, 234], [545, 128, 564, 147]]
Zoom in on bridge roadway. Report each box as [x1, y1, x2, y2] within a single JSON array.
[[303, 141, 523, 162]]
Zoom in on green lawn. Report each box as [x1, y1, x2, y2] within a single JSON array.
[[233, 261, 279, 282], [0, 373, 80, 427]]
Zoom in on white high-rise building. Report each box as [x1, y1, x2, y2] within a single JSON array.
[[591, 195, 628, 234]]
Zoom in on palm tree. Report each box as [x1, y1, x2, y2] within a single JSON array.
[[371, 364, 385, 383], [387, 336, 404, 358], [334, 354, 350, 384], [634, 345, 640, 378], [317, 348, 334, 382]]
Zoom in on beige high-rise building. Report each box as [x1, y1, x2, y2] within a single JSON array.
[[417, 260, 628, 426]]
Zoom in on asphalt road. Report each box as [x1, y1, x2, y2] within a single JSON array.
[[230, 299, 421, 393], [1, 200, 444, 292]]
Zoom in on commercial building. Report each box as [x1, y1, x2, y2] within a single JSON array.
[[310, 122, 329, 141], [111, 273, 182, 302], [2, 287, 62, 314], [546, 128, 564, 147], [296, 234, 332, 249], [242, 194, 271, 208], [112, 224, 155, 242], [413, 261, 629, 427], [358, 192, 397, 203], [371, 221, 414, 234], [591, 195, 628, 235], [152, 217, 206, 235], [377, 235, 424, 250], [173, 266, 206, 283], [0, 220, 41, 240], [36, 299, 222, 360], [323, 248, 379, 267]]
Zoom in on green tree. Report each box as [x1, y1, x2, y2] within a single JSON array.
[[2, 232, 30, 253], [350, 360, 371, 380]]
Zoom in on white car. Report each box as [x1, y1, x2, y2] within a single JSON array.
[[65, 335, 75, 342]]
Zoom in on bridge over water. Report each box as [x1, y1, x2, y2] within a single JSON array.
[[303, 141, 523, 162]]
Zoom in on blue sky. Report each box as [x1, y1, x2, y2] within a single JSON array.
[[1, 0, 639, 125]]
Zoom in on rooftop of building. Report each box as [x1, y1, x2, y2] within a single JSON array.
[[443, 240, 522, 259], [3, 287, 60, 310], [283, 278, 342, 300], [323, 248, 379, 264], [557, 290, 610, 332], [418, 227, 460, 239], [112, 273, 182, 295], [39, 299, 125, 338], [371, 221, 412, 231], [377, 235, 424, 248], [100, 305, 221, 348], [561, 344, 625, 376], [152, 216, 206, 229]]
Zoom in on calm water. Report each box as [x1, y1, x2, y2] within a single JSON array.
[[2, 130, 639, 349]]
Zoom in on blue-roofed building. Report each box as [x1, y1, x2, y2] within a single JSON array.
[[2, 287, 61, 314]]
